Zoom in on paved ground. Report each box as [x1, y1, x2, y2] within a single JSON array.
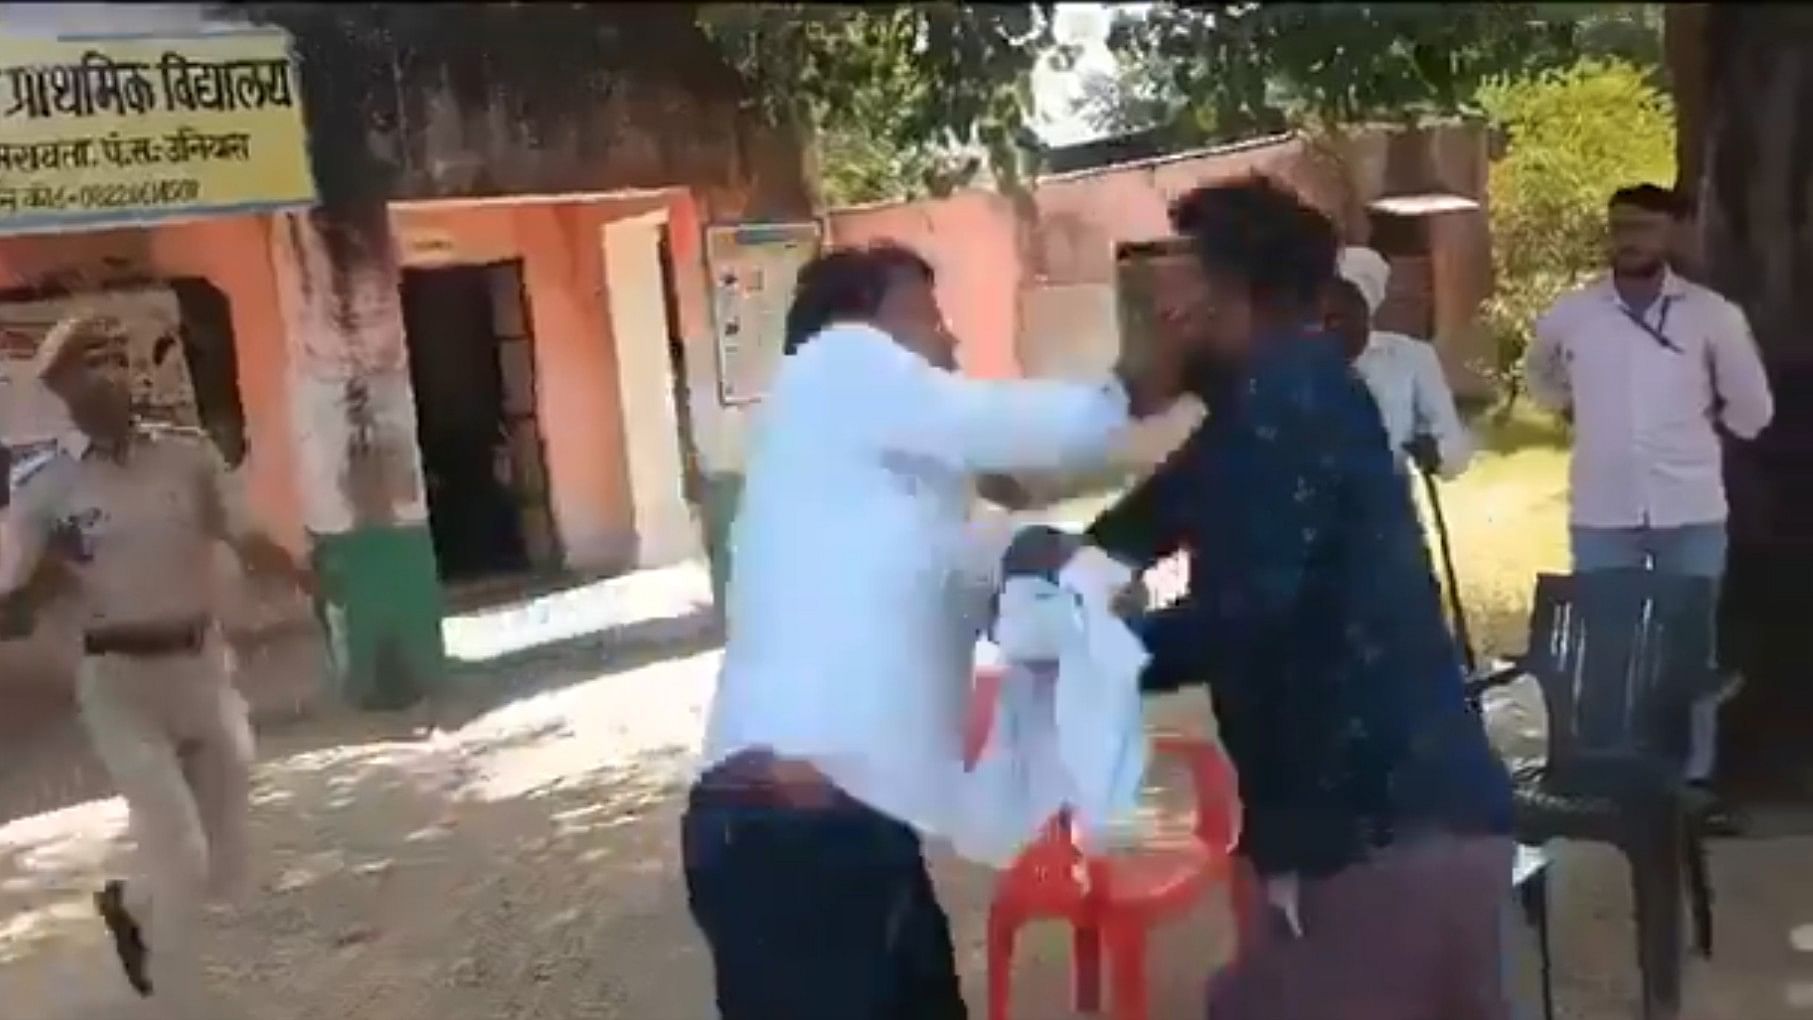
[[4, 563, 1813, 1019]]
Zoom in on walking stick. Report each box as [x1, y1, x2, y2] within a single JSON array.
[[1417, 461, 1477, 674]]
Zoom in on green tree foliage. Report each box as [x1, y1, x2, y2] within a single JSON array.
[[696, 4, 1056, 206], [1477, 58, 1675, 411], [1083, 4, 1663, 142]]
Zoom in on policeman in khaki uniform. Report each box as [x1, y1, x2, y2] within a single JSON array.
[[0, 314, 312, 1016]]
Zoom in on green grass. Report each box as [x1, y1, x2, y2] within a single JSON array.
[[1419, 403, 1570, 657]]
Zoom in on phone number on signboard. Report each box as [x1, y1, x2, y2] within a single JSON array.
[[0, 179, 203, 214]]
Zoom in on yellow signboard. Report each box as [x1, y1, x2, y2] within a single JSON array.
[[0, 28, 315, 235]]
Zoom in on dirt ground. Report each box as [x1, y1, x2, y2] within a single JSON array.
[[4, 565, 1813, 1020]]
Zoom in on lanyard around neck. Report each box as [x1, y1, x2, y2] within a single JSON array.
[[1617, 295, 1681, 354]]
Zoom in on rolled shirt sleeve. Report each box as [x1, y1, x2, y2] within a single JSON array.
[[1524, 303, 1573, 414]]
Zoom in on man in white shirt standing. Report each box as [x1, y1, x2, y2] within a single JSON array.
[[683, 242, 1176, 1020], [1326, 245, 1474, 480], [1525, 183, 1774, 821]]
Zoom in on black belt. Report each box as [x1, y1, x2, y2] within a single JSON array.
[[83, 621, 208, 658]]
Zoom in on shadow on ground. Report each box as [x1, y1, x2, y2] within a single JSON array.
[[5, 558, 1813, 1018]]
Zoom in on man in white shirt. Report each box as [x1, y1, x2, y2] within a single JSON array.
[[683, 242, 1176, 1019], [1327, 246, 1474, 479], [1525, 183, 1774, 815]]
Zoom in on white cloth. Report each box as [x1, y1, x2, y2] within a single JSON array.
[[1338, 246, 1392, 315], [1353, 331, 1474, 479], [1526, 270, 1774, 528], [700, 322, 1131, 837], [947, 543, 1150, 867]]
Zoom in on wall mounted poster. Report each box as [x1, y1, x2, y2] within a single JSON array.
[[705, 221, 823, 406]]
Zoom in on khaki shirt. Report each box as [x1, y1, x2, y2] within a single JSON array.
[[0, 425, 253, 628]]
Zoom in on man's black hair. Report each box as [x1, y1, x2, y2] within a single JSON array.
[[1168, 175, 1338, 311], [1609, 183, 1690, 220], [781, 242, 935, 355], [1325, 275, 1369, 311]]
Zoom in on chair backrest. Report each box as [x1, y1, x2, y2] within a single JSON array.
[[1523, 570, 1718, 779]]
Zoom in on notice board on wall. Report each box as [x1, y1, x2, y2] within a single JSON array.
[[705, 220, 823, 406]]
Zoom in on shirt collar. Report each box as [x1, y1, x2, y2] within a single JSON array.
[[60, 426, 144, 463], [58, 431, 92, 461], [1596, 267, 1690, 305]]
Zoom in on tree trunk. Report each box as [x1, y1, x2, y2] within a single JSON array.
[[1666, 5, 1709, 205], [1665, 4, 1709, 278], [1691, 8, 1813, 787]]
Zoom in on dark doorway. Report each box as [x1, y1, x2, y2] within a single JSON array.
[[657, 227, 704, 511], [401, 263, 539, 584]]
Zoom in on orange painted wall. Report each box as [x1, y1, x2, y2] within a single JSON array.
[[821, 139, 1338, 381], [0, 216, 304, 553], [0, 190, 720, 581], [827, 191, 1024, 379], [390, 190, 707, 573], [392, 201, 626, 571], [1030, 137, 1333, 287]]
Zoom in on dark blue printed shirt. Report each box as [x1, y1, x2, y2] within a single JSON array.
[[1089, 332, 1512, 878]]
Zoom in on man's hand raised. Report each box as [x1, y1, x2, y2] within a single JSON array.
[[1113, 333, 1187, 419]]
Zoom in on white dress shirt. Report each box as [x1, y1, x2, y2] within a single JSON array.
[[701, 322, 1131, 835], [1526, 272, 1774, 528], [951, 543, 1149, 867], [1353, 330, 1474, 480]]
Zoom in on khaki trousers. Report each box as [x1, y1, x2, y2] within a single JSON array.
[[76, 632, 252, 1019]]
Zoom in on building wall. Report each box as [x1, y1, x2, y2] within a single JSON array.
[[821, 126, 1497, 420], [237, 2, 813, 497], [0, 217, 302, 551], [1025, 135, 1345, 381], [0, 216, 322, 714], [828, 191, 1025, 379], [0, 3, 813, 711], [390, 192, 707, 575]]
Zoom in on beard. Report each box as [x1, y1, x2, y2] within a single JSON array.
[[1614, 251, 1667, 278], [1182, 351, 1238, 401]]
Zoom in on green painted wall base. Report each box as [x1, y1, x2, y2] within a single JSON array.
[[309, 523, 445, 711]]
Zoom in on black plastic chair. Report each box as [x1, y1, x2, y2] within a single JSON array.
[[1468, 570, 1719, 1020]]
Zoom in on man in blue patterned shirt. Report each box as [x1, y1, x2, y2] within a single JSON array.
[[1089, 178, 1515, 1020]]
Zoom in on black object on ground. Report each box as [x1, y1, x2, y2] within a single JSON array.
[[94, 878, 152, 997]]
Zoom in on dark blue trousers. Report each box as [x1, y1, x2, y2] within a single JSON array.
[[682, 773, 968, 1020]]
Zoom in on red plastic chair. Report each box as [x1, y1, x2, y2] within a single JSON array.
[[964, 666, 1244, 1020]]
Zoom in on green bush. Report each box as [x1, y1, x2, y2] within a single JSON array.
[[1477, 59, 1674, 414]]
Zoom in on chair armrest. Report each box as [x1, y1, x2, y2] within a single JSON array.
[[1464, 656, 1528, 701], [1150, 732, 1240, 851]]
